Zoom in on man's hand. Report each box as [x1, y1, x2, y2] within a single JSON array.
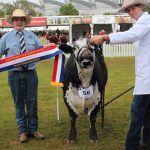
[[90, 35, 109, 45], [90, 35, 104, 45]]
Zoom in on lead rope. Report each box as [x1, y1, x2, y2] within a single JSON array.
[[104, 86, 134, 107], [56, 86, 61, 123]]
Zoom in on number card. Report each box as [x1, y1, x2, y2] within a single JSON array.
[[78, 85, 93, 98]]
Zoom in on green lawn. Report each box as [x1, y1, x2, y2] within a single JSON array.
[[0, 57, 135, 150]]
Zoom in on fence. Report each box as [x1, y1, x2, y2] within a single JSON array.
[[103, 43, 135, 57], [64, 43, 135, 58]]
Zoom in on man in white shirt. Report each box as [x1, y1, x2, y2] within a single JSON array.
[[91, 0, 150, 149]]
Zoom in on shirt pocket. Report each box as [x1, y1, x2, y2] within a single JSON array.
[[26, 39, 36, 51], [6, 42, 19, 56]]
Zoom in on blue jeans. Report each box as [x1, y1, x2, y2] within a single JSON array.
[[8, 70, 38, 134], [125, 95, 150, 150]]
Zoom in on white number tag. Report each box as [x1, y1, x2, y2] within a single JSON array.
[[78, 85, 93, 98]]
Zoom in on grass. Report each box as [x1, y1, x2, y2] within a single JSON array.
[[0, 57, 135, 150]]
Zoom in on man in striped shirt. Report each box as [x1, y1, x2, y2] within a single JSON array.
[[0, 9, 44, 143]]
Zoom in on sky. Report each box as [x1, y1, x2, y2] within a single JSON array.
[[0, 0, 41, 4], [0, 0, 88, 4], [0, 0, 91, 5], [0, 0, 120, 16]]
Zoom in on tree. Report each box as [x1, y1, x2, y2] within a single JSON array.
[[59, 3, 79, 16], [144, 4, 150, 14], [103, 12, 117, 15], [2, 3, 16, 17], [0, 9, 5, 18], [1, 0, 43, 18]]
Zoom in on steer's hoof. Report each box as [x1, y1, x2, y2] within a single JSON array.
[[90, 139, 98, 143], [89, 127, 98, 143], [68, 139, 76, 144], [68, 127, 77, 144]]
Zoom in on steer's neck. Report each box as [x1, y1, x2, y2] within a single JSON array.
[[78, 67, 93, 88]]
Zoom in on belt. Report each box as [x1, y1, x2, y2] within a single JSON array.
[[9, 69, 35, 73]]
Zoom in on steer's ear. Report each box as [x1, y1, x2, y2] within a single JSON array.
[[59, 43, 73, 54]]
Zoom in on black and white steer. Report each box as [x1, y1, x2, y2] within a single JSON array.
[[59, 38, 108, 143]]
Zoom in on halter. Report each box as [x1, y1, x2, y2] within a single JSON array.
[[72, 44, 94, 63]]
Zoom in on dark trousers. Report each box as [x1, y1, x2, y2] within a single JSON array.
[[125, 95, 150, 150], [8, 70, 38, 134]]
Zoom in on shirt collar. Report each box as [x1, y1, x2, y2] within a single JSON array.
[[14, 29, 25, 35]]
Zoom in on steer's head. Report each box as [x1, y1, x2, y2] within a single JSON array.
[[74, 38, 95, 69], [59, 38, 98, 88], [59, 38, 96, 69]]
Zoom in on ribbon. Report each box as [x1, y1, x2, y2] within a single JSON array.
[[51, 54, 65, 87], [0, 44, 64, 87]]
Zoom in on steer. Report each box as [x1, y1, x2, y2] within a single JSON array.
[[59, 38, 108, 143]]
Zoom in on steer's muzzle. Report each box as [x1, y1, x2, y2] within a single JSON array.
[[78, 53, 94, 68]]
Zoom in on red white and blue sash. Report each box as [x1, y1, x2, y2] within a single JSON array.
[[51, 54, 65, 87], [0, 44, 64, 87]]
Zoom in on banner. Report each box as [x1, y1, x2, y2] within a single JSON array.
[[29, 17, 47, 26], [92, 15, 115, 24], [69, 16, 92, 24], [1, 17, 47, 27], [47, 16, 70, 25], [115, 16, 135, 24], [2, 19, 13, 27]]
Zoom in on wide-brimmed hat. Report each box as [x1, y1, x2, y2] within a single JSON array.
[[7, 9, 32, 25], [118, 0, 148, 13]]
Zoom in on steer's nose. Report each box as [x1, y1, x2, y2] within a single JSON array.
[[81, 60, 92, 67], [83, 61, 91, 67]]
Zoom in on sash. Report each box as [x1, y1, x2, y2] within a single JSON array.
[[51, 54, 65, 87], [0, 44, 64, 87]]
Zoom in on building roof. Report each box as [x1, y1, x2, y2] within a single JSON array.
[[0, 0, 121, 15], [1, 0, 150, 16], [40, 0, 122, 16]]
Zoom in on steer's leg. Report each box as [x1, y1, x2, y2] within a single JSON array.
[[89, 105, 100, 143], [68, 112, 78, 143], [64, 99, 78, 143]]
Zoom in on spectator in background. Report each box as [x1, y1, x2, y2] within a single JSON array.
[[0, 9, 44, 143], [38, 31, 47, 45], [49, 32, 59, 44], [85, 30, 91, 38], [99, 30, 106, 36], [91, 0, 150, 149], [0, 33, 2, 39], [55, 28, 60, 36], [59, 34, 67, 44], [45, 32, 50, 44], [82, 30, 86, 38]]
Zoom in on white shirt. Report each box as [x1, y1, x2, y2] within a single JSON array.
[[109, 12, 150, 95]]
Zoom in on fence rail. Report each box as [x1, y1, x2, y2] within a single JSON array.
[[103, 43, 135, 57]]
